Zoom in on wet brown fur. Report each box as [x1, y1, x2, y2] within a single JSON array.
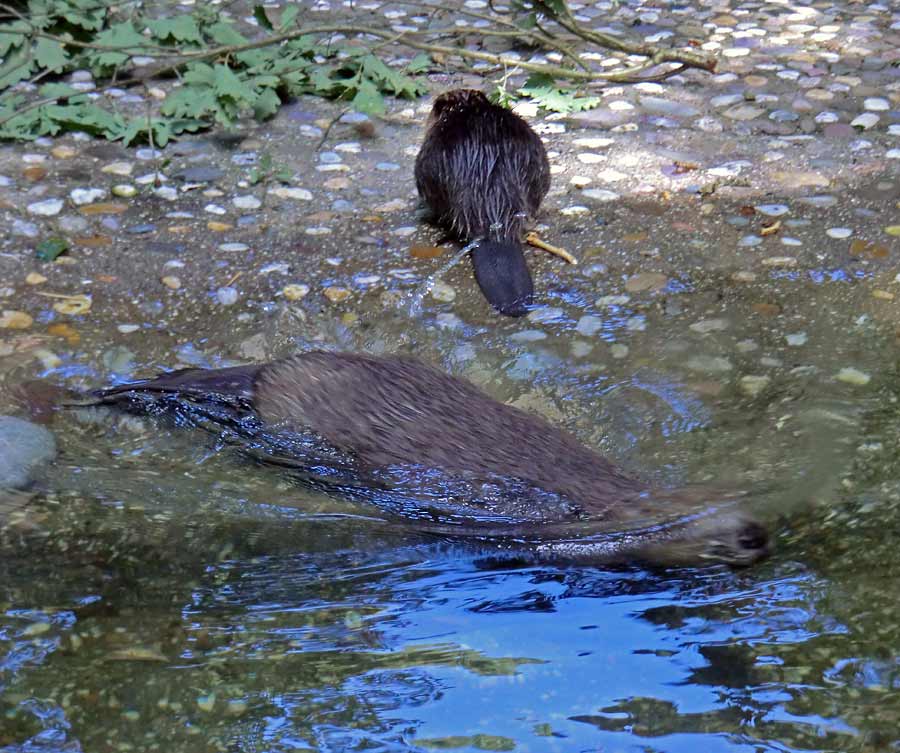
[[414, 89, 551, 316]]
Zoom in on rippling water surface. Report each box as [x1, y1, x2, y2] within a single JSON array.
[[3, 253, 900, 753]]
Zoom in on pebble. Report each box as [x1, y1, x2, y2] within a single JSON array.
[[218, 243, 249, 253], [836, 367, 870, 386], [323, 286, 351, 303], [233, 195, 262, 210], [70, 187, 106, 205], [864, 98, 890, 111], [610, 344, 629, 359], [755, 204, 790, 216], [851, 113, 879, 130], [282, 284, 310, 301], [761, 256, 797, 267], [430, 282, 456, 302], [687, 355, 733, 373], [12, 219, 39, 237], [154, 186, 178, 201], [690, 318, 728, 334], [582, 189, 620, 202], [269, 187, 313, 201], [575, 315, 604, 336], [625, 273, 667, 292], [0, 310, 33, 329], [102, 161, 134, 176], [117, 324, 140, 334], [785, 332, 807, 346], [577, 153, 605, 164], [161, 276, 182, 290], [216, 286, 239, 305], [111, 184, 137, 198], [826, 228, 852, 239], [26, 199, 64, 216], [0, 416, 57, 489], [740, 375, 770, 397]]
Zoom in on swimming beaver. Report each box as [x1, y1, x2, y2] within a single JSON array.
[[87, 351, 770, 568], [414, 89, 551, 317]]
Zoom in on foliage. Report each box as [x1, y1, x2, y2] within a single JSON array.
[[0, 1, 429, 144], [515, 74, 601, 113]]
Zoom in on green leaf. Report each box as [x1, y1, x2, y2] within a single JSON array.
[[0, 21, 29, 57], [35, 37, 69, 71], [146, 15, 203, 44], [161, 86, 217, 120], [213, 64, 255, 104], [0, 45, 34, 89], [38, 83, 83, 101], [36, 237, 69, 262], [207, 21, 248, 46], [88, 21, 148, 72], [253, 87, 281, 120], [279, 5, 299, 30], [517, 74, 600, 113], [252, 5, 273, 31], [406, 53, 431, 73], [351, 79, 385, 115], [182, 62, 216, 87]]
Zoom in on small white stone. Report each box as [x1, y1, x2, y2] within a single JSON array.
[[69, 187, 107, 205], [269, 187, 313, 201], [216, 286, 239, 305], [560, 205, 591, 216], [740, 375, 770, 397], [26, 199, 64, 216], [117, 324, 140, 334], [305, 226, 331, 235], [886, 149, 900, 160], [577, 153, 605, 164], [755, 203, 790, 216], [204, 204, 227, 215], [582, 188, 620, 202], [610, 343, 629, 359], [154, 186, 178, 201], [431, 280, 456, 303], [826, 227, 852, 239], [608, 100, 634, 111], [690, 318, 728, 334], [233, 195, 262, 210], [864, 97, 890, 111], [575, 315, 604, 336], [851, 112, 879, 130], [573, 137, 614, 149], [785, 332, 807, 346], [836, 367, 870, 386], [111, 184, 137, 198], [218, 243, 249, 252]]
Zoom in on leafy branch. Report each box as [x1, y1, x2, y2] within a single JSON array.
[[0, 0, 717, 144]]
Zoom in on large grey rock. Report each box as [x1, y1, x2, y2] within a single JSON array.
[[0, 416, 57, 489]]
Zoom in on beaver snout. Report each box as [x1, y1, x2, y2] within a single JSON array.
[[697, 515, 771, 567]]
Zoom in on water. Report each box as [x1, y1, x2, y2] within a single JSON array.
[[2, 242, 900, 752]]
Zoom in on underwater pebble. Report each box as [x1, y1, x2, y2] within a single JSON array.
[[762, 257, 797, 267], [282, 284, 309, 301], [216, 286, 239, 305], [161, 276, 182, 290], [836, 368, 870, 386], [610, 344, 629, 359], [740, 375, 770, 397], [596, 295, 630, 307], [690, 318, 728, 334], [0, 415, 57, 489], [864, 98, 890, 111], [785, 332, 807, 346], [687, 355, 733, 373], [575, 315, 604, 336], [0, 310, 33, 329], [117, 324, 139, 334], [324, 286, 350, 303], [101, 161, 133, 176], [218, 243, 249, 253], [430, 282, 456, 302], [826, 228, 852, 239], [510, 330, 547, 343]]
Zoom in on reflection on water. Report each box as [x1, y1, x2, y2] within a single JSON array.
[[3, 257, 900, 752]]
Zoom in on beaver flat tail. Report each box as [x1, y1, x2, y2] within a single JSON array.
[[470, 240, 534, 317]]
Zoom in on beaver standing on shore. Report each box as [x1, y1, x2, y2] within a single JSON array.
[[414, 89, 551, 317], [86, 351, 770, 568]]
